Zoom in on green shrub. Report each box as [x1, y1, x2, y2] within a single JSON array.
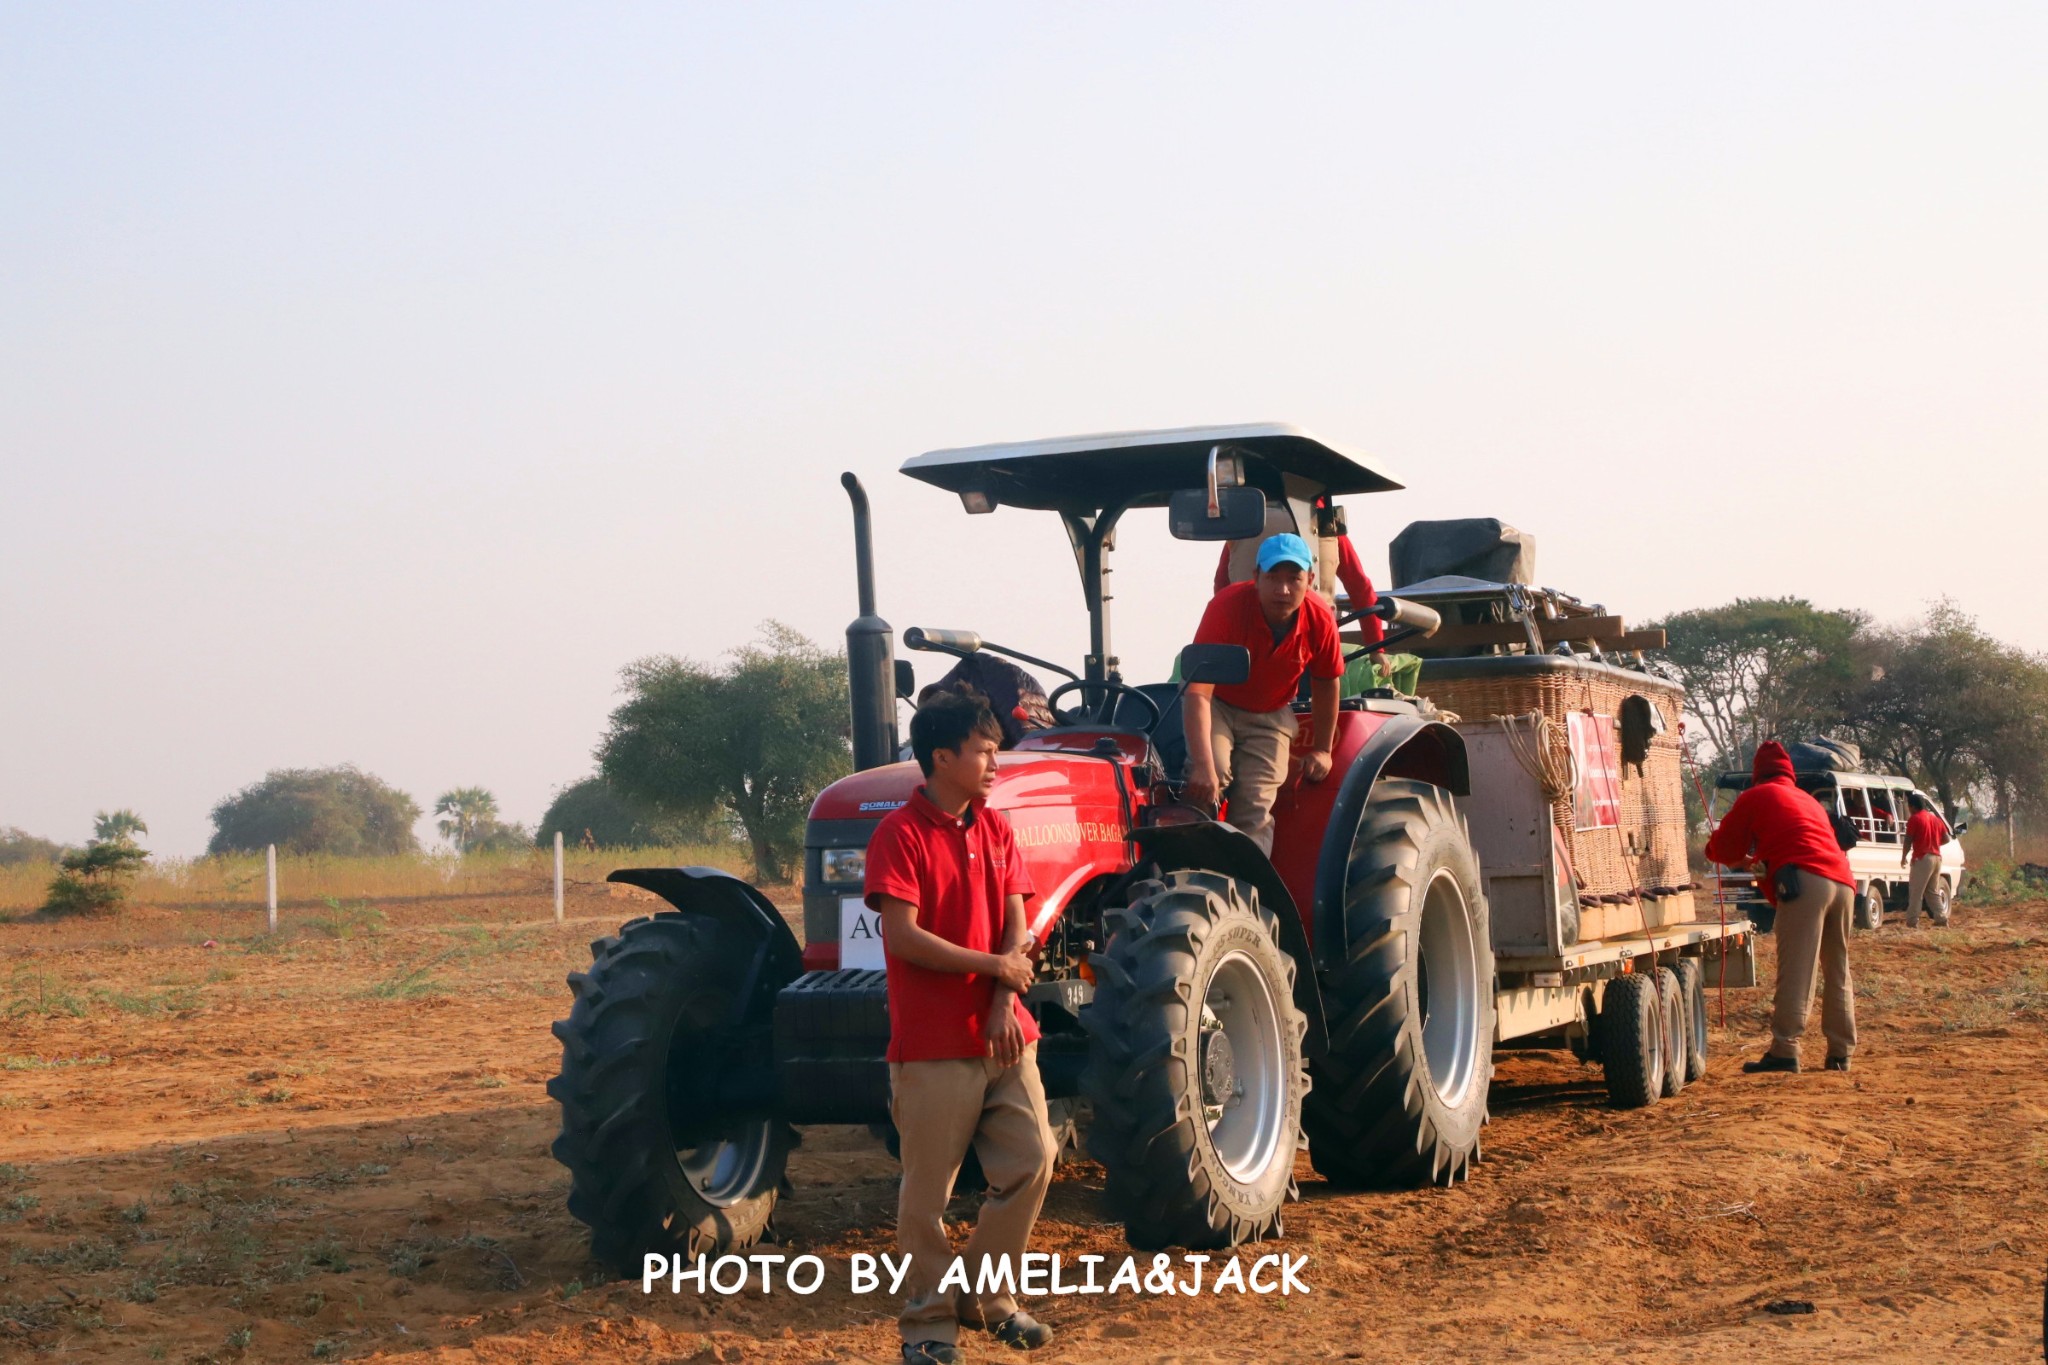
[[42, 840, 149, 916]]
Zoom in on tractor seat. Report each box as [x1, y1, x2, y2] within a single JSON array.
[[1113, 683, 1188, 781]]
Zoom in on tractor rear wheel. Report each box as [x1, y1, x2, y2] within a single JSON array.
[[1303, 779, 1495, 1188], [548, 912, 796, 1275], [1080, 871, 1308, 1250]]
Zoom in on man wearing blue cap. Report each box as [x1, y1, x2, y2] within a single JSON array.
[[1182, 533, 1345, 853]]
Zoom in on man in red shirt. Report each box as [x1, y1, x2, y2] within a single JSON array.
[[1183, 533, 1345, 854], [1213, 498, 1383, 651], [863, 691, 1055, 1365], [1901, 792, 1952, 928], [1706, 740, 1858, 1073]]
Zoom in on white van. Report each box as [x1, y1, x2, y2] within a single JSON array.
[[1710, 768, 1967, 931]]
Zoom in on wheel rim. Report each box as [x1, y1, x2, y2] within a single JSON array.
[[1416, 869, 1482, 1108], [1199, 948, 1287, 1184], [677, 1121, 773, 1208]]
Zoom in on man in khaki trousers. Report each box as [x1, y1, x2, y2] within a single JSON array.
[[1901, 792, 1952, 927], [1183, 534, 1345, 852], [863, 692, 1057, 1365], [1706, 740, 1859, 1072]]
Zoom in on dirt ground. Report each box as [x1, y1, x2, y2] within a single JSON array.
[[3, 884, 2045, 1363]]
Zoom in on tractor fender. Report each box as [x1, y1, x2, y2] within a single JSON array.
[[1130, 823, 1329, 1059], [1311, 716, 1471, 974], [605, 867, 805, 1026]]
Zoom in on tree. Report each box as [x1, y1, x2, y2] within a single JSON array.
[[93, 809, 149, 845], [597, 622, 850, 882], [0, 828, 70, 867], [1844, 602, 2048, 823], [208, 766, 422, 857], [434, 787, 500, 853], [1647, 598, 1868, 771], [536, 776, 727, 849]]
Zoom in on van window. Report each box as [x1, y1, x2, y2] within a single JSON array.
[[1867, 789, 1900, 842], [1842, 787, 1875, 842]]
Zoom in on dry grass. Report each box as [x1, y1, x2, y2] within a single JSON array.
[[0, 843, 753, 918]]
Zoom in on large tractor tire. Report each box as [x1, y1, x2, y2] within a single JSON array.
[[1303, 779, 1495, 1188], [548, 912, 796, 1275], [1080, 871, 1309, 1250]]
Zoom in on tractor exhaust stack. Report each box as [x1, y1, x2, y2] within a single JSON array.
[[841, 473, 900, 771]]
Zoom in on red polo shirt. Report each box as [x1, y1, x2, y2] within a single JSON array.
[[1193, 580, 1345, 714], [1907, 809, 1950, 860], [863, 788, 1039, 1063]]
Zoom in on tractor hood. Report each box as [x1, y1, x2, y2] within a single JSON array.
[[808, 747, 1136, 825]]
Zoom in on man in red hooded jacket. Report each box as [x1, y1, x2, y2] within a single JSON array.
[[1705, 740, 1858, 1073]]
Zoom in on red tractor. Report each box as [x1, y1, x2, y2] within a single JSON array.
[[547, 424, 1751, 1272]]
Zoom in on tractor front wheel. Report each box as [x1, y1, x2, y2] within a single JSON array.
[[548, 912, 796, 1275], [1081, 871, 1308, 1250]]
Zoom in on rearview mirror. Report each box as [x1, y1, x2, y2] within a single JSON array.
[[1167, 486, 1267, 541], [1952, 820, 1969, 836], [894, 658, 916, 700], [1178, 643, 1252, 686]]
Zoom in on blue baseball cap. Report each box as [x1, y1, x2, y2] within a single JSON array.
[[1256, 533, 1315, 574]]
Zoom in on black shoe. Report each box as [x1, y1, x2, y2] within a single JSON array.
[[903, 1342, 962, 1365], [1825, 1055, 1851, 1072], [1742, 1052, 1800, 1074], [978, 1311, 1054, 1350]]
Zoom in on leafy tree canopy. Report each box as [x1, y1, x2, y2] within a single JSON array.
[[208, 766, 422, 857], [597, 622, 849, 881], [1647, 597, 1868, 770], [0, 828, 71, 867], [93, 809, 148, 845], [536, 776, 727, 850]]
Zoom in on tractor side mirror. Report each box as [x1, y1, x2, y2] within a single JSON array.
[[894, 659, 916, 701], [1167, 486, 1267, 541], [1178, 644, 1252, 686]]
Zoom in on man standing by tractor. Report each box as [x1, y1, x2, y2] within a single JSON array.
[[1183, 532, 1345, 853], [863, 691, 1057, 1365], [1706, 740, 1858, 1074], [1902, 792, 1952, 928]]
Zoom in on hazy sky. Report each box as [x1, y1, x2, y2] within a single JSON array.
[[4, 4, 2044, 856]]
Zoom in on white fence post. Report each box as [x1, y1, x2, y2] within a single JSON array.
[[554, 831, 565, 924], [266, 844, 278, 933]]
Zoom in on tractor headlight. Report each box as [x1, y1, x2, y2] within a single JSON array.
[[821, 847, 867, 886]]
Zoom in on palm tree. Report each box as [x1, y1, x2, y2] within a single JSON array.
[[434, 787, 499, 854], [93, 809, 149, 846]]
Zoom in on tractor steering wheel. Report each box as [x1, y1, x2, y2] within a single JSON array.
[[1045, 679, 1162, 731]]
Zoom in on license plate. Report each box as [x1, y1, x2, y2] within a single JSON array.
[[839, 896, 886, 970]]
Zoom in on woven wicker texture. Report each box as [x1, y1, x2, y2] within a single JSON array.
[[1417, 664, 1691, 911]]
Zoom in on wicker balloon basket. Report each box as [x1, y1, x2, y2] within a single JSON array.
[[1417, 655, 1697, 941]]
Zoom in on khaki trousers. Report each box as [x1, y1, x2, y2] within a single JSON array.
[[1769, 871, 1857, 1061], [889, 1045, 1055, 1345], [1905, 854, 1944, 926], [1210, 698, 1299, 855]]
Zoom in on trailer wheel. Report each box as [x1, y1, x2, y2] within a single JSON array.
[[1673, 958, 1708, 1083], [1601, 971, 1663, 1108], [1656, 967, 1689, 1097], [1080, 871, 1308, 1250], [1303, 779, 1495, 1189], [1854, 883, 1884, 931], [548, 912, 795, 1275]]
